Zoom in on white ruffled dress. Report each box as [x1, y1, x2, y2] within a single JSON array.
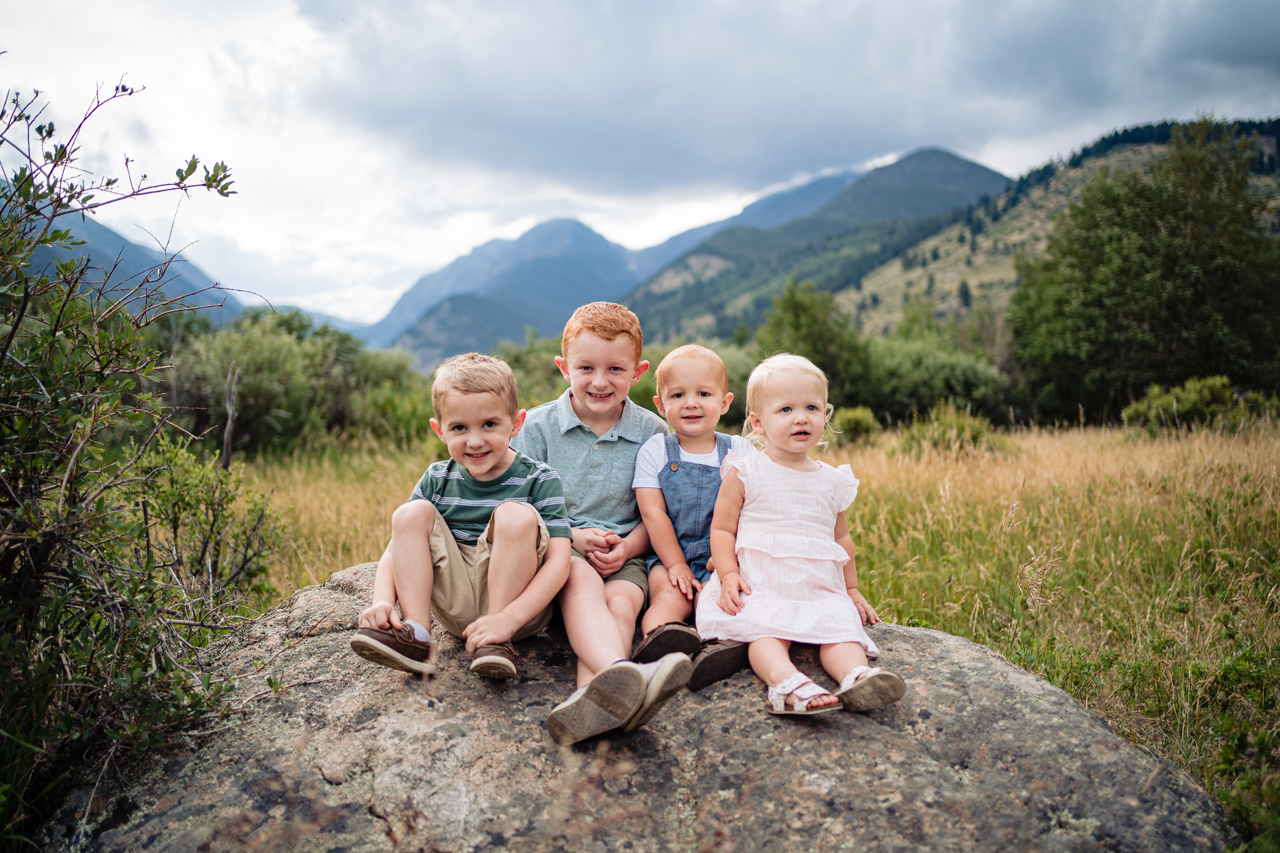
[[695, 451, 879, 655]]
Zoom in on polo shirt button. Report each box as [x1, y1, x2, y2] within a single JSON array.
[[593, 443, 599, 450]]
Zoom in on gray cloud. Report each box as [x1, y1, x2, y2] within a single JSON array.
[[292, 0, 1277, 193]]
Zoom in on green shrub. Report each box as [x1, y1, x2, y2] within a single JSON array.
[[1121, 376, 1279, 436], [0, 82, 252, 847], [864, 336, 1010, 425], [1214, 722, 1280, 850], [896, 401, 1002, 456], [831, 406, 881, 446], [141, 435, 289, 603]]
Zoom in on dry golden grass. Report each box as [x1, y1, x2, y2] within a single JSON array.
[[250, 427, 1279, 802], [249, 437, 445, 592], [829, 427, 1279, 790]]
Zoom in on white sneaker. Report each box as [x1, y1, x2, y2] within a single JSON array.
[[545, 661, 645, 745], [621, 652, 693, 734]]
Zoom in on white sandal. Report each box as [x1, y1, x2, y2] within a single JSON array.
[[834, 665, 905, 712], [766, 673, 840, 716]]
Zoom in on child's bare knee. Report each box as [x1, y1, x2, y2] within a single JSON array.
[[490, 501, 538, 540], [392, 501, 437, 535]]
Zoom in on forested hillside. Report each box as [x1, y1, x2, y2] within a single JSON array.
[[627, 148, 1010, 340]]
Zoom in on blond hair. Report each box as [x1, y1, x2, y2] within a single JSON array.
[[432, 352, 520, 419], [655, 344, 728, 397], [745, 354, 833, 447], [561, 302, 644, 363]]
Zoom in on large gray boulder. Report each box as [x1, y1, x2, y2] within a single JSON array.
[[40, 564, 1232, 852]]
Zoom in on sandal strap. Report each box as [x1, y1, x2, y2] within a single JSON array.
[[767, 673, 809, 712], [768, 674, 832, 712], [790, 681, 832, 711], [840, 665, 882, 692]]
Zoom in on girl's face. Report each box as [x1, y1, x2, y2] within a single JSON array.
[[749, 372, 827, 457]]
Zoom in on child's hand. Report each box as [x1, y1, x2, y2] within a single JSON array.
[[463, 611, 520, 654], [849, 588, 880, 625], [668, 562, 702, 601], [588, 535, 628, 577], [717, 572, 752, 614], [360, 599, 401, 631], [573, 527, 614, 556]]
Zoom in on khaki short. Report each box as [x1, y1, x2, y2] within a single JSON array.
[[571, 548, 649, 604], [429, 501, 554, 640]]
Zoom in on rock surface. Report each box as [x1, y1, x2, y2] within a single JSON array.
[[41, 564, 1232, 852]]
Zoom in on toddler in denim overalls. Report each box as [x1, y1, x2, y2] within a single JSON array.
[[631, 346, 753, 690]]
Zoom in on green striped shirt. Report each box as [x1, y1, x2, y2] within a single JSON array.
[[410, 451, 572, 545]]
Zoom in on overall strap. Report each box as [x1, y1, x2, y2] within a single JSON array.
[[664, 432, 682, 463], [714, 432, 733, 462]]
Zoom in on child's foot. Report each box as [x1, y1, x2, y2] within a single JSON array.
[[546, 661, 645, 745], [621, 652, 693, 733], [834, 666, 905, 712], [350, 626, 437, 676], [632, 622, 700, 663], [687, 638, 749, 691], [470, 641, 517, 679], [765, 673, 841, 716]]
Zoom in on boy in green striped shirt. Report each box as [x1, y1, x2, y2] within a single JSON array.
[[351, 353, 572, 679]]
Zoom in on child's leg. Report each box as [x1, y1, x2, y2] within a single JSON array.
[[819, 642, 869, 682], [825, 641, 905, 711], [640, 564, 693, 635], [604, 579, 644, 660], [388, 501, 438, 629], [485, 501, 540, 616], [560, 556, 629, 687], [749, 638, 839, 710]]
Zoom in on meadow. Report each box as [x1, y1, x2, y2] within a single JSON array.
[[250, 426, 1279, 825]]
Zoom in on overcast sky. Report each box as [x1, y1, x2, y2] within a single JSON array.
[[6, 0, 1279, 323]]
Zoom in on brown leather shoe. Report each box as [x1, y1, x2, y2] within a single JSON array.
[[470, 641, 518, 679], [687, 638, 749, 691], [350, 626, 437, 676], [631, 622, 701, 663]]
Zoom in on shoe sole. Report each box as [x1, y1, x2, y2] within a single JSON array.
[[350, 635, 436, 676], [765, 697, 842, 716], [622, 654, 692, 733], [546, 666, 646, 745], [632, 625, 701, 664], [470, 657, 517, 679], [835, 671, 906, 712], [687, 641, 750, 692]]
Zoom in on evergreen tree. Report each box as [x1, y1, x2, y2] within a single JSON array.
[[755, 279, 869, 408], [1011, 118, 1280, 421]]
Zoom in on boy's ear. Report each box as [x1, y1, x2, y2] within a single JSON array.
[[631, 360, 650, 386], [652, 395, 665, 416], [720, 391, 734, 414], [553, 355, 570, 381], [429, 418, 444, 440], [509, 409, 528, 437]]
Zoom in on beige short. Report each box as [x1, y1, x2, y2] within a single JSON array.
[[429, 501, 554, 640]]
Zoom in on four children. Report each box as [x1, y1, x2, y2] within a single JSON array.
[[352, 302, 904, 743]]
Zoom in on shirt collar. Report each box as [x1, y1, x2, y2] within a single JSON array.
[[555, 389, 648, 443]]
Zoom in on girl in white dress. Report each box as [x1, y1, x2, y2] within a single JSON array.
[[696, 354, 905, 715]]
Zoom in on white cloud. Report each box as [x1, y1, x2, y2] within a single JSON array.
[[4, 0, 1277, 325]]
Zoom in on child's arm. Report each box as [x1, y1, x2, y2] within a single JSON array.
[[835, 513, 880, 625], [636, 488, 700, 597], [463, 537, 571, 653], [359, 540, 402, 630], [709, 467, 752, 614]]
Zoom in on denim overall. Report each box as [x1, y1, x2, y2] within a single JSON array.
[[647, 432, 733, 584]]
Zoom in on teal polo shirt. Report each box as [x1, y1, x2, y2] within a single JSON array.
[[513, 390, 667, 535]]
